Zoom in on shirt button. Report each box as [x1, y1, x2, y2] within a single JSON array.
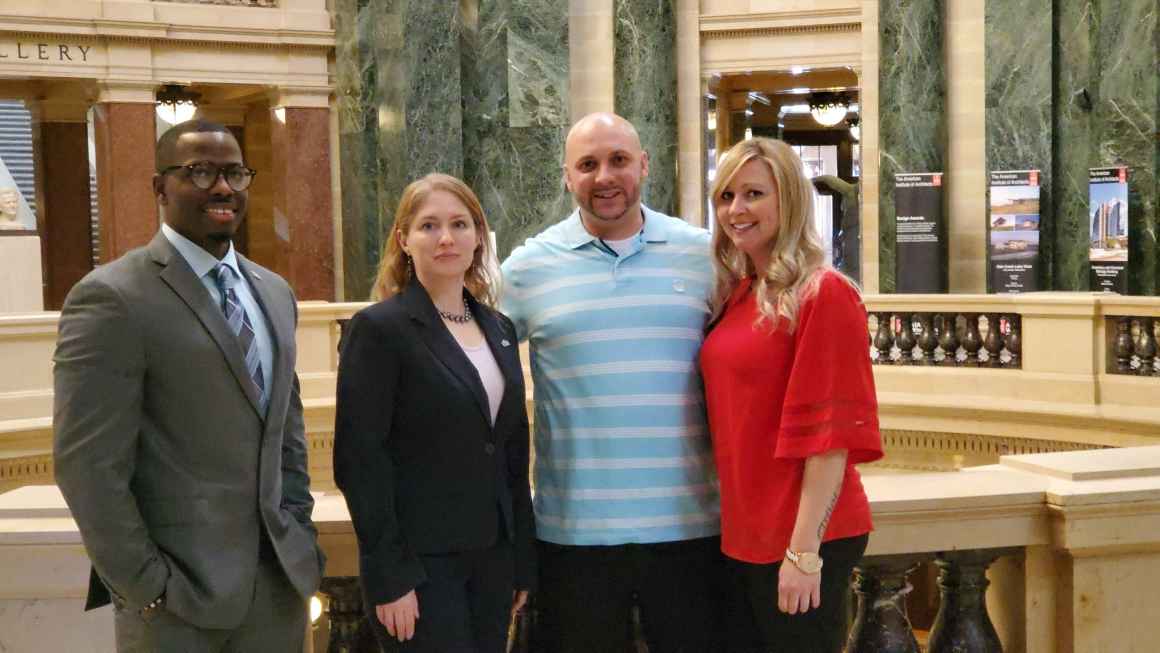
[[484, 443, 496, 455]]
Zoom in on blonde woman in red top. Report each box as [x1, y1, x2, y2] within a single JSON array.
[[699, 137, 883, 653]]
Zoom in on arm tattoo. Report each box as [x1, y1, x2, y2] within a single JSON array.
[[817, 485, 841, 540]]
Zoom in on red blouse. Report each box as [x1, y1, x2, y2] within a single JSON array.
[[700, 271, 883, 564]]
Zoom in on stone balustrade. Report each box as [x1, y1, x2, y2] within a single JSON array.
[[153, 0, 277, 6], [869, 310, 1022, 368], [5, 446, 1160, 651], [5, 293, 1160, 488]]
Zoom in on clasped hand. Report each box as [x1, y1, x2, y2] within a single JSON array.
[[376, 589, 531, 642]]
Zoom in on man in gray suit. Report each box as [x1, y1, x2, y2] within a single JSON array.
[[53, 120, 323, 651]]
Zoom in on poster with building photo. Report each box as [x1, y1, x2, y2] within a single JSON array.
[[989, 170, 1040, 293], [1088, 167, 1129, 293], [894, 172, 945, 293]]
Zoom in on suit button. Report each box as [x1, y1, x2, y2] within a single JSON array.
[[484, 443, 496, 455]]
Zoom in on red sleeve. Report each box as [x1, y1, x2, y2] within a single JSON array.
[[773, 271, 883, 464]]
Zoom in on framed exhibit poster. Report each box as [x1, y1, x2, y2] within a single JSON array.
[[895, 172, 945, 293], [989, 170, 1040, 293], [1089, 166, 1129, 293]]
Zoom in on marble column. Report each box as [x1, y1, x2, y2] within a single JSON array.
[[30, 101, 93, 310], [462, 0, 572, 258], [336, 0, 571, 298], [985, 0, 1053, 291], [614, 0, 677, 216], [1051, 1, 1095, 291], [269, 100, 336, 301], [336, 0, 466, 300], [1052, 0, 1158, 293], [92, 85, 158, 263], [1091, 0, 1157, 295], [877, 1, 946, 293]]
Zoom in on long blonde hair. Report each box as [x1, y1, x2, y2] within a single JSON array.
[[370, 173, 499, 306], [709, 137, 850, 331]]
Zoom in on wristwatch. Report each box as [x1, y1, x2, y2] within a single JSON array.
[[785, 548, 824, 574]]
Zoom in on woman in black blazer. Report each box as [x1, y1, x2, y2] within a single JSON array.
[[334, 173, 534, 652]]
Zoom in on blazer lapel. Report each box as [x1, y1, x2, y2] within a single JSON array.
[[401, 279, 492, 424], [149, 234, 264, 418], [238, 256, 290, 422]]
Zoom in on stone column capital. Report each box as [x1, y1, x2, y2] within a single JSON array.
[[267, 86, 331, 109], [95, 81, 158, 105], [26, 98, 90, 123]]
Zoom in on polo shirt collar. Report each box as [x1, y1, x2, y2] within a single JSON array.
[[161, 222, 240, 280], [560, 205, 668, 249]]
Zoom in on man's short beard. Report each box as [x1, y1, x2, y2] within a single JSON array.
[[207, 233, 233, 243]]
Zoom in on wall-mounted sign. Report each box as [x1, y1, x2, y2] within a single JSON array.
[[0, 40, 98, 65], [989, 170, 1040, 293], [1089, 166, 1129, 293], [895, 172, 946, 293]]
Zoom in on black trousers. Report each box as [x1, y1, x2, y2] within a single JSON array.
[[366, 539, 514, 653], [534, 536, 725, 653], [725, 534, 868, 653]]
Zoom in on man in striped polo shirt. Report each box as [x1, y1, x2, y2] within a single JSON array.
[[500, 113, 722, 652]]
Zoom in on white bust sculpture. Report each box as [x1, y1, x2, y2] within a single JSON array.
[[0, 188, 21, 229]]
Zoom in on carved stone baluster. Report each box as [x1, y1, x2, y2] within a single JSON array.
[[319, 577, 381, 653], [1113, 317, 1134, 373], [938, 313, 960, 366], [874, 312, 895, 365], [928, 550, 1015, 653], [845, 555, 924, 653], [982, 314, 1003, 368], [1004, 315, 1022, 369], [896, 313, 916, 365], [961, 314, 983, 367], [1135, 317, 1157, 377], [917, 314, 939, 365]]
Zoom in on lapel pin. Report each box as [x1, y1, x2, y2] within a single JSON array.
[[501, 339, 511, 347]]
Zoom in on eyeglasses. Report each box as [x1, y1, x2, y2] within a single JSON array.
[[158, 162, 257, 192]]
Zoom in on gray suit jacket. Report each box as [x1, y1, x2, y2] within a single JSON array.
[[53, 232, 323, 630]]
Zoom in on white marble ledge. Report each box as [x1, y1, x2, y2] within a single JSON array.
[[1001, 445, 1160, 481], [862, 467, 1048, 514]]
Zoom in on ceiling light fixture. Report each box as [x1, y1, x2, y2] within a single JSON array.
[[808, 91, 850, 127], [847, 117, 861, 141], [155, 84, 201, 125]]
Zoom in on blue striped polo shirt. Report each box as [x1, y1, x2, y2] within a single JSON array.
[[500, 206, 721, 545]]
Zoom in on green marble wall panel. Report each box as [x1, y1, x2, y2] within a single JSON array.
[[335, 0, 381, 301], [985, 0, 1053, 290], [878, 0, 946, 293], [614, 0, 678, 216], [1091, 0, 1157, 294], [1050, 0, 1158, 293], [1051, 0, 1095, 290], [336, 1, 465, 299], [462, 0, 571, 260]]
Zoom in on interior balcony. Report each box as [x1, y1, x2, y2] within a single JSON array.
[[1, 291, 1159, 651]]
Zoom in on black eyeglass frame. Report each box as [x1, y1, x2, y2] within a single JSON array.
[[158, 162, 258, 192]]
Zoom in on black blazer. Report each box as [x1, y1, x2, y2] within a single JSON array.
[[333, 278, 534, 605]]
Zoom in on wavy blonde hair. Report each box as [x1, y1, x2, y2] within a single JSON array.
[[709, 137, 853, 332], [370, 173, 499, 306]]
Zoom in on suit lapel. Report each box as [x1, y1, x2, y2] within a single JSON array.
[[149, 234, 264, 418], [402, 280, 492, 424], [238, 255, 290, 422]]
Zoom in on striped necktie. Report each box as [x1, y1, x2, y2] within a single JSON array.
[[212, 264, 266, 404]]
